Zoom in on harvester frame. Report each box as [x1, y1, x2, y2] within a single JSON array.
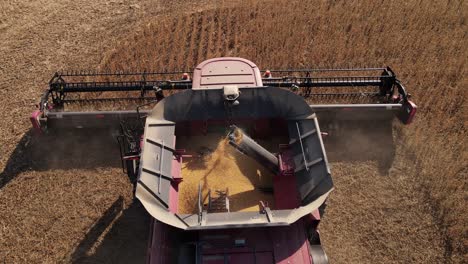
[[31, 57, 417, 264]]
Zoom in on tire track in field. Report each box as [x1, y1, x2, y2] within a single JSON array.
[[173, 16, 189, 71], [224, 8, 233, 56], [204, 12, 215, 59], [184, 12, 198, 69], [212, 10, 223, 58], [164, 18, 180, 71], [230, 9, 239, 56], [191, 13, 204, 66], [155, 23, 168, 70], [196, 13, 207, 64]]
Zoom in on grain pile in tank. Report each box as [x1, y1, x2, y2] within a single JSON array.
[[177, 134, 275, 214]]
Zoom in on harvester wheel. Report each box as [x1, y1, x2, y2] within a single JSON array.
[[309, 245, 329, 264]]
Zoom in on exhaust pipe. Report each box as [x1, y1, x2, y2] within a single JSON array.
[[227, 126, 279, 174]]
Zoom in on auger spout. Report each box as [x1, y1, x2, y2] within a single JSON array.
[[227, 125, 279, 174]]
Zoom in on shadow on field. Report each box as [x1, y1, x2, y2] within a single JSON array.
[[322, 121, 396, 174], [71, 198, 150, 264], [0, 121, 395, 263], [0, 129, 122, 189], [0, 130, 35, 189], [0, 129, 150, 263]]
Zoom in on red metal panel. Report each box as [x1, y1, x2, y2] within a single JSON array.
[[30, 110, 43, 133], [274, 150, 300, 209], [197, 221, 311, 264], [169, 136, 182, 213], [175, 122, 190, 136], [202, 252, 274, 264], [192, 57, 263, 89], [177, 119, 290, 138], [229, 253, 256, 263], [273, 173, 300, 209], [169, 182, 179, 213], [202, 255, 225, 264], [270, 221, 311, 264], [190, 121, 208, 135], [402, 100, 417, 124], [255, 252, 275, 263], [270, 118, 289, 137], [147, 220, 173, 264], [146, 221, 313, 263], [253, 119, 270, 139]]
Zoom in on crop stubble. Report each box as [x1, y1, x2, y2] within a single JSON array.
[[0, 0, 466, 263]]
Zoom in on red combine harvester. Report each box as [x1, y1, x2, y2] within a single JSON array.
[[31, 57, 416, 263]]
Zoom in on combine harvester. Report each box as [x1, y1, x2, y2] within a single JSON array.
[[31, 57, 416, 263]]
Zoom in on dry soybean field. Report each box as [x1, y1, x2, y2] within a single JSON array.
[[0, 0, 466, 263]]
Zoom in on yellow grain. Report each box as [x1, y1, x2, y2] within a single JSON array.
[[178, 135, 275, 214]]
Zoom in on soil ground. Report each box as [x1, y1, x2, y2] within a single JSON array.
[[0, 0, 466, 263]]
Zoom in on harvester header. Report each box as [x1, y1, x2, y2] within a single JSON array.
[[32, 57, 416, 134]]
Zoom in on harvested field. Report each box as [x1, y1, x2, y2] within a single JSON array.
[[0, 0, 466, 263]]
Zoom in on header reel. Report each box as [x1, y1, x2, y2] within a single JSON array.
[[32, 65, 416, 135]]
